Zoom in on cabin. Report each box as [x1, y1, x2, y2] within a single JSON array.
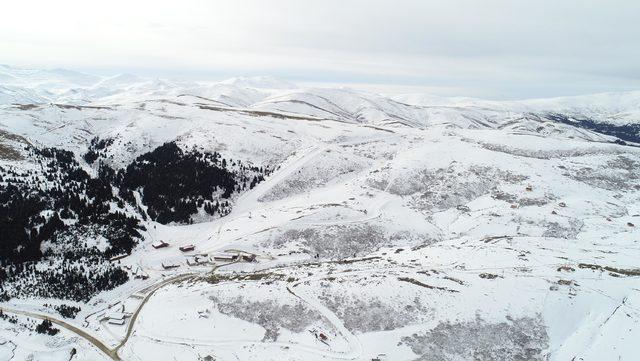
[[179, 244, 195, 252], [152, 240, 169, 249], [187, 255, 208, 266], [132, 266, 149, 280], [212, 252, 238, 262], [108, 318, 125, 326], [161, 261, 180, 270], [310, 328, 330, 344], [106, 303, 124, 312], [241, 254, 257, 262], [106, 312, 126, 325]]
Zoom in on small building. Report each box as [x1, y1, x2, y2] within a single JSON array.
[[525, 185, 533, 191], [186, 255, 208, 266], [241, 254, 257, 263], [132, 266, 149, 280], [152, 240, 169, 249], [179, 244, 196, 252], [212, 253, 238, 262], [310, 328, 330, 344], [106, 312, 126, 325], [108, 318, 125, 326], [161, 261, 180, 270], [108, 303, 124, 313]]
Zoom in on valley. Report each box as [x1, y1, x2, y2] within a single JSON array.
[[0, 66, 639, 360]]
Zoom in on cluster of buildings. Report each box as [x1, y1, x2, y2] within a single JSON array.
[[152, 240, 258, 270], [100, 304, 131, 326], [112, 238, 260, 272]]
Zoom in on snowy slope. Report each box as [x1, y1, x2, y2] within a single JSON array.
[[0, 65, 101, 92], [0, 67, 639, 361], [516, 91, 640, 125], [395, 91, 640, 126], [0, 84, 49, 104]]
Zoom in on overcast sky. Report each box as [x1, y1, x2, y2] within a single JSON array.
[[1, 0, 639, 98]]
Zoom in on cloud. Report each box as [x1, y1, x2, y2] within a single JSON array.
[[0, 0, 638, 98]]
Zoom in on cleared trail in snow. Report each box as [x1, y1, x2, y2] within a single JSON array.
[[228, 127, 401, 219], [198, 128, 401, 255], [231, 144, 327, 216]]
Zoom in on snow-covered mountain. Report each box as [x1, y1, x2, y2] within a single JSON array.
[[0, 67, 639, 361], [1, 65, 638, 133], [220, 75, 298, 90], [0, 84, 49, 104], [0, 65, 101, 93], [395, 91, 640, 127]]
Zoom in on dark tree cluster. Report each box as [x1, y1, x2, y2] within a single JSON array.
[[117, 141, 269, 224], [0, 184, 48, 262], [0, 251, 129, 302], [0, 146, 138, 301], [0, 147, 142, 263], [0, 309, 18, 324], [35, 319, 59, 335], [53, 304, 81, 319], [0, 139, 269, 302], [546, 113, 640, 145], [83, 137, 114, 164]]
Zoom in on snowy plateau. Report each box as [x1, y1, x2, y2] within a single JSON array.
[[0, 64, 639, 361]]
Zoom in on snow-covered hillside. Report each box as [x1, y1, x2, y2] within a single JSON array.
[[0, 66, 639, 361]]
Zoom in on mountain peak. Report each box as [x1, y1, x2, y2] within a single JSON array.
[[220, 75, 298, 90]]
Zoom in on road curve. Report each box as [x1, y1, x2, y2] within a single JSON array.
[[0, 306, 119, 360]]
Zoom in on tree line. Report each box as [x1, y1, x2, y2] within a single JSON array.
[[0, 139, 269, 302]]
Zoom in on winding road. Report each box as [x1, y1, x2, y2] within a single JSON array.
[[0, 129, 400, 360], [0, 305, 119, 360]]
